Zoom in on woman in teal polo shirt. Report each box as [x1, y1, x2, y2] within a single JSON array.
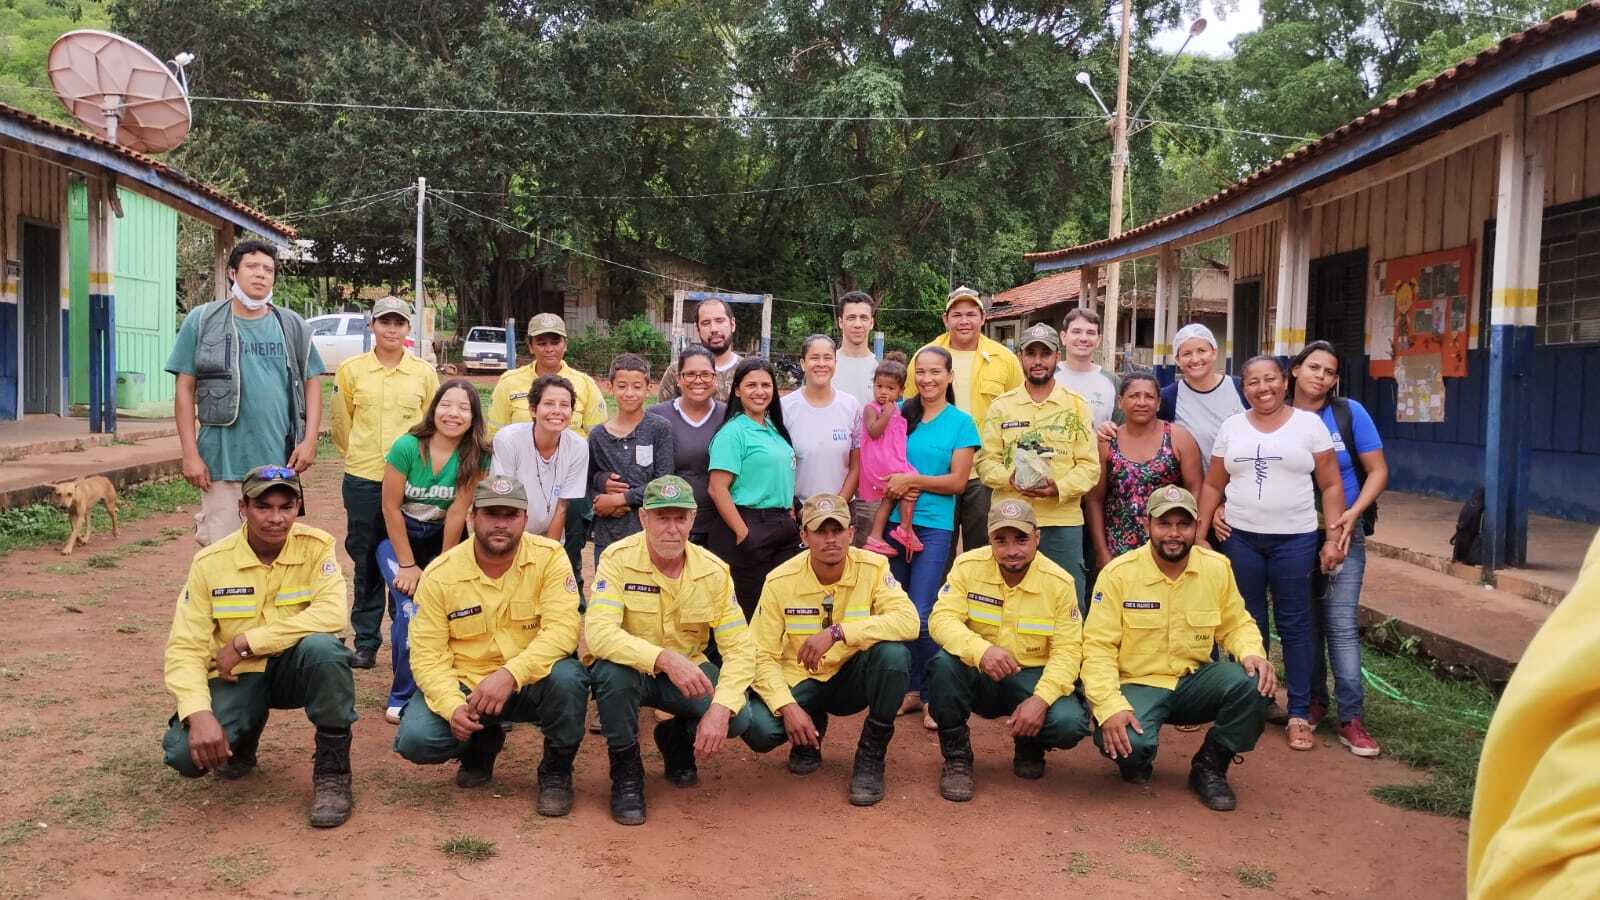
[[707, 357, 800, 616]]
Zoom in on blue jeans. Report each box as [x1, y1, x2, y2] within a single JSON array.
[[1312, 529, 1366, 722], [1037, 526, 1087, 615], [1220, 528, 1319, 719], [376, 518, 444, 711], [886, 525, 955, 700]]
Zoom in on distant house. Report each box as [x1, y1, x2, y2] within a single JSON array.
[[559, 247, 715, 337], [0, 102, 294, 422]]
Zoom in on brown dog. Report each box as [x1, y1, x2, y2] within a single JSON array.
[[52, 476, 119, 556]]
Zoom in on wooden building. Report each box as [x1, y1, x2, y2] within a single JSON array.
[[1024, 4, 1600, 571]]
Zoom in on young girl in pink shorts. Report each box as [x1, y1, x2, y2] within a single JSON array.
[[858, 360, 924, 558]]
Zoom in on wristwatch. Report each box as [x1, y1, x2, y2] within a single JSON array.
[[829, 624, 845, 644]]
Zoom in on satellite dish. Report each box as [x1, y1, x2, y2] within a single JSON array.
[[47, 30, 192, 153]]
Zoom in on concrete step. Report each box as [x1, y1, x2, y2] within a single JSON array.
[[0, 436, 185, 509], [0, 423, 179, 462]]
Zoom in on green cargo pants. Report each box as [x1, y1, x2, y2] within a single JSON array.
[[742, 642, 911, 753], [1091, 660, 1268, 768], [590, 659, 751, 751], [162, 633, 356, 777], [925, 650, 1091, 749], [393, 657, 589, 763]]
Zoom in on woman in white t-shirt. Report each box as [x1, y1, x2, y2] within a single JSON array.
[[490, 374, 590, 541], [1197, 355, 1346, 754], [782, 334, 862, 504]]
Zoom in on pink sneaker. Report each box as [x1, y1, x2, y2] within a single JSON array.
[[1338, 718, 1381, 758], [863, 536, 899, 557], [1307, 700, 1328, 729]]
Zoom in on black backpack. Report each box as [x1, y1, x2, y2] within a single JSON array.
[[1450, 487, 1486, 565], [1328, 398, 1378, 536]]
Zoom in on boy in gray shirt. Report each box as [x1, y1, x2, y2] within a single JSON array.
[[589, 354, 676, 558]]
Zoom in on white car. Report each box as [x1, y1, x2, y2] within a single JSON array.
[[460, 326, 510, 373], [309, 312, 415, 369]]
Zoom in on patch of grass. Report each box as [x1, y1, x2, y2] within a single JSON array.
[[86, 554, 119, 569], [0, 820, 39, 847], [1064, 850, 1098, 877], [1174, 853, 1200, 874], [45, 751, 187, 836], [438, 835, 496, 861], [160, 526, 187, 538], [0, 724, 37, 742], [0, 477, 200, 557], [208, 847, 272, 889], [133, 538, 162, 548], [44, 563, 85, 575], [1235, 865, 1277, 889], [114, 623, 141, 635], [1360, 640, 1496, 818], [1123, 838, 1169, 858]]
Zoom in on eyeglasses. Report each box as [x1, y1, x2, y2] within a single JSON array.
[[255, 466, 297, 480], [680, 372, 716, 382]]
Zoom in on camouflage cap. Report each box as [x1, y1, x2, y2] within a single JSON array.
[[944, 285, 984, 313], [987, 498, 1037, 536], [473, 476, 528, 510], [241, 465, 303, 499], [1146, 484, 1198, 519], [799, 493, 852, 531], [1019, 322, 1061, 353], [529, 313, 567, 338], [642, 475, 697, 510], [371, 295, 412, 323]]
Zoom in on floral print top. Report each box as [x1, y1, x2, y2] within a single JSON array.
[[1105, 423, 1183, 556]]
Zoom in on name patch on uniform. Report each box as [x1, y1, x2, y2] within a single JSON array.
[[510, 391, 529, 402], [1000, 420, 1030, 429], [624, 583, 661, 594], [448, 605, 483, 620], [1123, 601, 1162, 610], [784, 607, 820, 616], [212, 587, 255, 597], [967, 592, 1003, 607]]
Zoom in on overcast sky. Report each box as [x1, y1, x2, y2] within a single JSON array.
[[1152, 0, 1263, 57]]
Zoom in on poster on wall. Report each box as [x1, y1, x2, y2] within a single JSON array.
[[1395, 352, 1446, 423], [1370, 244, 1474, 379]]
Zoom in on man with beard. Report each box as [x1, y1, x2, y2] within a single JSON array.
[[742, 493, 918, 807], [585, 476, 755, 825], [395, 477, 588, 817], [926, 500, 1091, 801], [160, 465, 355, 828], [976, 323, 1100, 610], [657, 298, 743, 402], [1082, 485, 1274, 811]]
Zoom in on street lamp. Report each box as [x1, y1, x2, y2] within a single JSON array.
[[1130, 18, 1208, 127], [1076, 71, 1111, 119]]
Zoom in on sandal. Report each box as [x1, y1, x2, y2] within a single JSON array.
[[863, 536, 899, 557], [923, 710, 938, 731], [891, 524, 924, 554], [897, 692, 923, 716], [1286, 717, 1315, 751]]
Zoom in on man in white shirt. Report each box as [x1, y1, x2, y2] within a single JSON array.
[[832, 291, 879, 405], [1053, 308, 1121, 427]]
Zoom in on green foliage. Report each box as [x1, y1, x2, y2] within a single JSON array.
[[0, 477, 199, 557], [565, 315, 670, 377], [0, 1, 109, 123], [1362, 642, 1496, 818], [438, 835, 496, 861]]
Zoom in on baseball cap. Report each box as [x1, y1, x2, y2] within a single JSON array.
[[987, 498, 1036, 535], [371, 296, 412, 322], [1147, 484, 1198, 519], [642, 475, 697, 510], [529, 313, 567, 338], [800, 493, 852, 531], [473, 476, 529, 510], [1019, 322, 1061, 353], [241, 465, 303, 499], [944, 285, 984, 313]]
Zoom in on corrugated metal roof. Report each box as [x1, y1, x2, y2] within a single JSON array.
[[0, 102, 296, 240], [1025, 1, 1600, 266]]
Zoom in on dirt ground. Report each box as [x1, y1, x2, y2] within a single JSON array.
[[0, 460, 1468, 899]]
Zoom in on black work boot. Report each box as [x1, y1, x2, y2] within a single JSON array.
[[1013, 738, 1047, 780], [216, 715, 268, 780], [308, 727, 353, 828], [787, 743, 822, 776], [608, 744, 647, 826], [350, 647, 378, 669], [455, 720, 507, 788], [654, 719, 698, 788], [1188, 737, 1240, 811], [535, 739, 578, 817], [936, 725, 975, 802], [848, 716, 894, 807]]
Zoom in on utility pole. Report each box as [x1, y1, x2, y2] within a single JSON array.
[[1102, 0, 1132, 370], [413, 176, 426, 357]]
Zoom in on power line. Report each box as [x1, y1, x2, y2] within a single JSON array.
[[277, 186, 415, 221], [1134, 117, 1310, 143], [188, 94, 1103, 124], [1383, 0, 1534, 26]]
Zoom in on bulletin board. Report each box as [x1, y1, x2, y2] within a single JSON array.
[[1367, 244, 1474, 379]]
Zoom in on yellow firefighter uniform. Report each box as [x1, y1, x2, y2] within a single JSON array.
[[975, 384, 1100, 528], [329, 350, 440, 480], [485, 362, 608, 439]]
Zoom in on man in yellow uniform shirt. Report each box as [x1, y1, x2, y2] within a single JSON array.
[[977, 323, 1099, 610], [161, 465, 356, 828], [742, 493, 919, 807], [927, 500, 1091, 801], [586, 475, 755, 825], [395, 476, 588, 818], [1467, 532, 1600, 899], [486, 312, 607, 597], [910, 286, 1024, 554], [330, 296, 440, 669], [1083, 485, 1275, 811]]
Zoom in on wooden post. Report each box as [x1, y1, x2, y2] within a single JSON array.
[[1154, 246, 1175, 364], [670, 289, 686, 354], [1273, 200, 1309, 357], [213, 224, 234, 301], [1225, 245, 1236, 373], [1483, 94, 1542, 575], [760, 293, 773, 357]]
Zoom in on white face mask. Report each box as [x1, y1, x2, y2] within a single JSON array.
[[231, 281, 271, 310]]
